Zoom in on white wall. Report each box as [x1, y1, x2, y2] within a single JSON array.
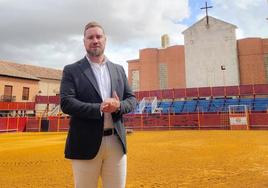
[[183, 16, 240, 88]]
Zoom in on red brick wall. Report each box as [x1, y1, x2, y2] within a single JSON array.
[[128, 45, 186, 91], [158, 45, 185, 89], [237, 38, 267, 85]]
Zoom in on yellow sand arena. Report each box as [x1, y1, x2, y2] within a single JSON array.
[[0, 131, 268, 187]]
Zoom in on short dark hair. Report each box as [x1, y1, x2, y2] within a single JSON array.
[[84, 21, 105, 36]]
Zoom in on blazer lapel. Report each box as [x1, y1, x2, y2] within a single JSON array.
[[78, 57, 102, 99], [106, 61, 117, 96]]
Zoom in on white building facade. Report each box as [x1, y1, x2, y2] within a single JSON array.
[[183, 16, 240, 88]]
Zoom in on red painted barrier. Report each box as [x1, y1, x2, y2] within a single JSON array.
[[239, 85, 254, 96], [186, 88, 198, 98], [47, 116, 69, 131], [162, 89, 174, 99], [149, 90, 162, 99], [0, 118, 8, 131], [135, 84, 268, 100], [249, 113, 268, 130], [35, 96, 49, 104], [0, 102, 35, 110], [254, 84, 268, 95], [59, 117, 70, 131], [174, 88, 186, 98], [170, 114, 198, 128], [49, 96, 60, 104], [25, 117, 40, 132], [1, 111, 268, 132], [212, 86, 225, 97], [0, 117, 27, 132], [199, 113, 229, 129], [198, 87, 212, 97]]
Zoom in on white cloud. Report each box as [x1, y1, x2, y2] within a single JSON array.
[[0, 0, 189, 70], [211, 0, 268, 38], [0, 0, 267, 72]]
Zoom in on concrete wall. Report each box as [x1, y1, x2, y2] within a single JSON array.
[[38, 78, 61, 96], [183, 16, 240, 88]]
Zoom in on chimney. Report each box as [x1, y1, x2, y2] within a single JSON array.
[[161, 34, 170, 48]]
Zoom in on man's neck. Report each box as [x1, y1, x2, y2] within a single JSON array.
[[87, 54, 105, 64]]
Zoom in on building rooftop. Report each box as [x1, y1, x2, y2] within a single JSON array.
[[0, 61, 62, 80], [0, 61, 39, 80]]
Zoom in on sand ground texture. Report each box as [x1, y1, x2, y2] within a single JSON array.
[[0, 131, 268, 188]]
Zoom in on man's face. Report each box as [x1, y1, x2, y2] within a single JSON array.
[[84, 27, 106, 57]]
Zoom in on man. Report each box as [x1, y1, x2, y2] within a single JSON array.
[[60, 21, 137, 188]]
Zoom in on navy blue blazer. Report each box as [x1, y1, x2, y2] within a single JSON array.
[[60, 57, 137, 159]]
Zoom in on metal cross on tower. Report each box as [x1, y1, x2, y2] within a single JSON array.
[[200, 1, 213, 25]]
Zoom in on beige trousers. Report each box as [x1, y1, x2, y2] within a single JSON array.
[[71, 135, 127, 188]]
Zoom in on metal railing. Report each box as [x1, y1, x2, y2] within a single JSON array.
[[0, 95, 16, 102]]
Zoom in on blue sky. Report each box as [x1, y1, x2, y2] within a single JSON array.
[[0, 0, 267, 72], [181, 0, 213, 26]]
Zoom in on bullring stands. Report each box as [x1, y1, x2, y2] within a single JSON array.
[[134, 84, 268, 114]]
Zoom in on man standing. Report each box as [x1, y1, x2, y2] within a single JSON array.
[[60, 21, 137, 188]]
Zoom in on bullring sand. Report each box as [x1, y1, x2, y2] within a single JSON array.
[[0, 131, 268, 187]]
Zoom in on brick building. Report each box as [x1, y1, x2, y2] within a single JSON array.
[[128, 16, 268, 91], [128, 45, 185, 91], [238, 38, 268, 85]]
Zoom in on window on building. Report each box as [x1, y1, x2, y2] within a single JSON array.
[[159, 63, 168, 89], [22, 87, 30, 100], [3, 85, 13, 102], [131, 70, 140, 91]]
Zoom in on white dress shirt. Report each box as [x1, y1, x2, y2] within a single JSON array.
[[86, 55, 114, 129]]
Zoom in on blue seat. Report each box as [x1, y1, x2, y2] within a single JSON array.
[[172, 101, 184, 113]]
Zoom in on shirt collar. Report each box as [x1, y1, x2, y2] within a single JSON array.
[[86, 55, 108, 67]]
